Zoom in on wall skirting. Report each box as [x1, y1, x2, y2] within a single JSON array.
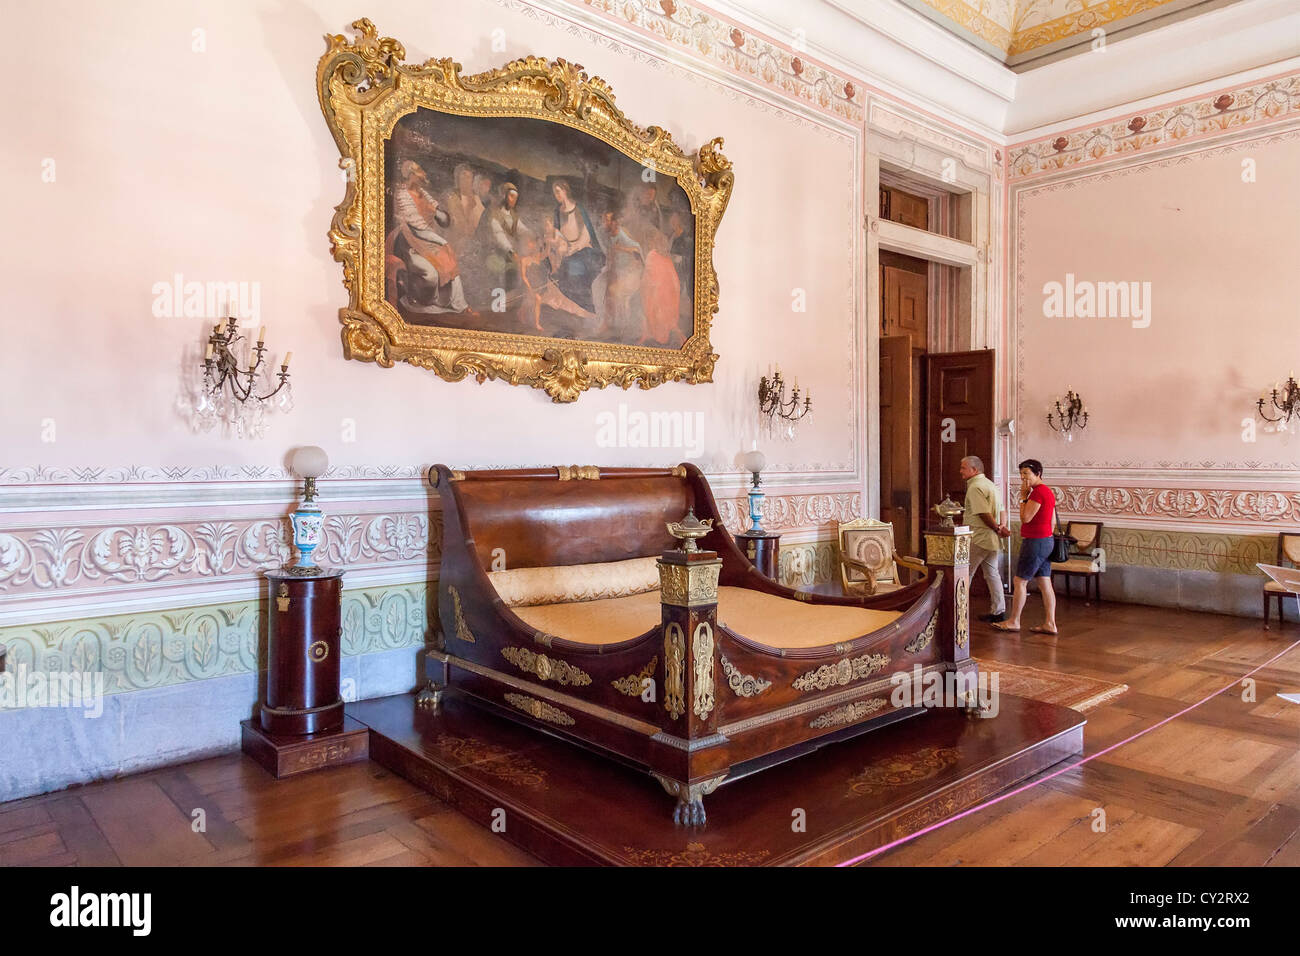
[[0, 644, 421, 804]]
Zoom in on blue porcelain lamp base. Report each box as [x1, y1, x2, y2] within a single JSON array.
[[748, 488, 765, 534], [290, 501, 325, 573]]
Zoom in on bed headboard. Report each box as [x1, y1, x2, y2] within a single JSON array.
[[430, 465, 704, 570]]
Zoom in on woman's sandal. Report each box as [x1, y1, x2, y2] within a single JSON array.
[[1029, 625, 1059, 635], [990, 622, 1020, 632]]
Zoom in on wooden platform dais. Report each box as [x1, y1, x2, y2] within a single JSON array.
[[346, 692, 1085, 865]]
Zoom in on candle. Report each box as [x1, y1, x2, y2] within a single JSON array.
[[258, 326, 266, 344], [282, 351, 292, 369], [205, 343, 214, 360]]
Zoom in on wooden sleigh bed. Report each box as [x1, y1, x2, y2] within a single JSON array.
[[421, 463, 975, 824]]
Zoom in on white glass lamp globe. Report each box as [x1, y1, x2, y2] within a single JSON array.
[[742, 448, 767, 477], [291, 446, 329, 479]]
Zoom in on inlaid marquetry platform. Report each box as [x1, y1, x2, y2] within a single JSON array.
[[347, 692, 1085, 866]]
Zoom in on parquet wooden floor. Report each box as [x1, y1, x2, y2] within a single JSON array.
[[3, 599, 1299, 866]]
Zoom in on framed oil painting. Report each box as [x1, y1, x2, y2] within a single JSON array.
[[317, 20, 734, 402]]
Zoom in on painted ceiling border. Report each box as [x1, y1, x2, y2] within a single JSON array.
[[1007, 66, 1300, 180], [549, 0, 1000, 153]]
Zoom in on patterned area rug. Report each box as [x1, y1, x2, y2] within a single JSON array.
[[974, 658, 1129, 712]]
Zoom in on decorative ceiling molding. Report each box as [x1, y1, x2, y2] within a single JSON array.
[[903, 0, 1208, 62], [1008, 70, 1300, 178], [696, 0, 1295, 138], [552, 0, 866, 125]]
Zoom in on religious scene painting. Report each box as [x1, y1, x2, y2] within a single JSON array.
[[385, 109, 697, 350]]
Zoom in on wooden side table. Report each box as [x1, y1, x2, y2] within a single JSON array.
[[736, 531, 781, 581], [241, 567, 368, 778]]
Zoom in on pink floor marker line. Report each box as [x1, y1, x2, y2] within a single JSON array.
[[836, 636, 1300, 867]]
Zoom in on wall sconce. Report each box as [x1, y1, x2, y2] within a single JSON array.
[[287, 446, 329, 575], [741, 446, 767, 532], [195, 315, 293, 437], [1257, 373, 1300, 432], [758, 364, 812, 439], [1046, 389, 1088, 441]]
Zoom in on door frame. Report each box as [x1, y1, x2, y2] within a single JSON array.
[[864, 131, 1001, 534]]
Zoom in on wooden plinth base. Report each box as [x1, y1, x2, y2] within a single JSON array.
[[240, 715, 369, 779], [346, 692, 1085, 866]]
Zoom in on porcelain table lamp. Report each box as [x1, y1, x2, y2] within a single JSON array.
[[742, 446, 767, 533], [288, 445, 329, 573]]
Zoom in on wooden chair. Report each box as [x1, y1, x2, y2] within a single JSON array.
[[1263, 532, 1300, 629], [837, 518, 927, 597], [1050, 521, 1105, 606]]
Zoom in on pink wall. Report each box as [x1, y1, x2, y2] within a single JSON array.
[[1007, 74, 1300, 538], [1017, 132, 1300, 469], [3, 0, 860, 478]]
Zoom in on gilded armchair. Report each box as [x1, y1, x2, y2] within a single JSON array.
[[837, 518, 927, 597]]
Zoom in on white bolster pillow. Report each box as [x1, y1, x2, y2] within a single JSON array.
[[488, 555, 661, 607]]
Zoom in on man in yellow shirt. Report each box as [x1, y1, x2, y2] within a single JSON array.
[[959, 455, 1011, 622]]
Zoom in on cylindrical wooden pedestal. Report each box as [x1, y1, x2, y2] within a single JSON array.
[[260, 568, 345, 737], [736, 531, 781, 580]]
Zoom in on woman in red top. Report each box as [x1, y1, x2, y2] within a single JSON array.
[[992, 458, 1058, 635]]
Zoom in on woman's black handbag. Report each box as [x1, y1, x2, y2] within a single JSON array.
[[1050, 511, 1075, 563]]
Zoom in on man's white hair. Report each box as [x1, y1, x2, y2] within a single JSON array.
[[961, 455, 984, 473]]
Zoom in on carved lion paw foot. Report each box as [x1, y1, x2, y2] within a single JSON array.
[[673, 798, 707, 827]]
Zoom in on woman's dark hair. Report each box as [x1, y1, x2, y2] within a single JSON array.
[[1017, 458, 1044, 477]]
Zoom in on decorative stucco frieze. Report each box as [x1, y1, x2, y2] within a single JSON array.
[[1053, 485, 1300, 526], [0, 513, 438, 596], [716, 492, 861, 533], [0, 582, 429, 702]]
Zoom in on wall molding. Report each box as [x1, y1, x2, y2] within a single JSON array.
[[1008, 68, 1300, 181], [1053, 483, 1300, 534], [0, 486, 860, 625], [0, 581, 430, 702]]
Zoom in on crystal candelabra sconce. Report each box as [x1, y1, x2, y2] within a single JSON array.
[[1256, 373, 1300, 434], [287, 446, 329, 574], [758, 364, 812, 440], [192, 315, 294, 438], [742, 445, 767, 532], [1046, 389, 1088, 442]]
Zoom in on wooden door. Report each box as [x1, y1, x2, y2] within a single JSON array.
[[880, 186, 929, 230], [880, 252, 928, 350], [879, 335, 918, 554], [923, 350, 995, 519]]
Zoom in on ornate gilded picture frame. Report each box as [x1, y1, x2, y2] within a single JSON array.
[[316, 20, 734, 402]]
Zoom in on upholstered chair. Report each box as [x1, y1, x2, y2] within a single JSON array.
[[1263, 532, 1300, 629], [837, 518, 926, 597], [1049, 521, 1106, 605]]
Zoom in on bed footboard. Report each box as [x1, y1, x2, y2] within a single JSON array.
[[649, 527, 974, 824]]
